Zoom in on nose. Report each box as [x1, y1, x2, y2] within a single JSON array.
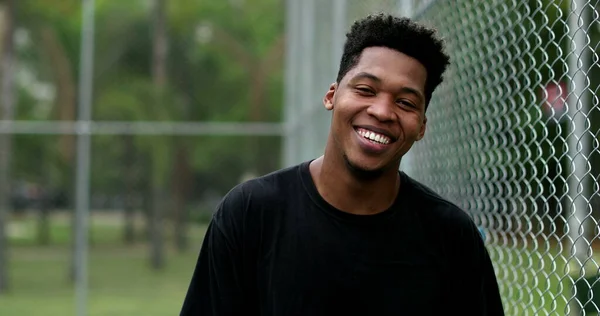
[[365, 96, 396, 122]]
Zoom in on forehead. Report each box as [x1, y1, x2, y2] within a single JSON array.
[[346, 47, 427, 90]]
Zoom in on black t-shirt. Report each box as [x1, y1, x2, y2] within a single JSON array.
[[180, 161, 505, 315]]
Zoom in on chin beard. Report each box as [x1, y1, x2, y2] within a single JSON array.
[[343, 154, 386, 181]]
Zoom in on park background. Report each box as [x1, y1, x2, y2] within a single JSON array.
[[0, 0, 599, 315]]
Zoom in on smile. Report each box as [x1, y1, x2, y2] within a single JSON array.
[[355, 127, 391, 145]]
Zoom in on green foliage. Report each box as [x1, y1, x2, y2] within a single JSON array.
[[15, 0, 286, 199]]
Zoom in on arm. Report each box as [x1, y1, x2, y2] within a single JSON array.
[[475, 239, 505, 316], [456, 222, 505, 315], [179, 188, 252, 315]]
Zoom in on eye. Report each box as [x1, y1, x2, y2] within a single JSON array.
[[355, 86, 375, 96], [396, 99, 417, 108]]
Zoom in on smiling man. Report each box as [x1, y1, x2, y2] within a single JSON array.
[[180, 13, 504, 316]]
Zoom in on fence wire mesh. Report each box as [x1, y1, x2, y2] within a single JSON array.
[[284, 0, 600, 314]]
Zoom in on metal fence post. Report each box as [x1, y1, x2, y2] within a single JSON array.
[[397, 0, 416, 176], [300, 0, 316, 161], [566, 0, 592, 313], [398, 0, 414, 17], [283, 0, 299, 168], [75, 0, 95, 315], [332, 0, 346, 73]]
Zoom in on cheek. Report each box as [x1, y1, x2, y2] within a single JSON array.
[[402, 116, 425, 138], [330, 111, 347, 141], [331, 100, 358, 127]]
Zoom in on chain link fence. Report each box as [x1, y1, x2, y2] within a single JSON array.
[[283, 0, 600, 314]]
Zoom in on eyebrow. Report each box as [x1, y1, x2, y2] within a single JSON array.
[[349, 72, 382, 84], [349, 71, 425, 104]]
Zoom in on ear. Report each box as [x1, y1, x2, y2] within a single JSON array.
[[323, 82, 337, 111], [416, 116, 427, 141]]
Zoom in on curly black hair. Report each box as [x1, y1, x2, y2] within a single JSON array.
[[336, 13, 450, 108]]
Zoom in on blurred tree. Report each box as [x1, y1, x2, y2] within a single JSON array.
[[165, 0, 284, 251], [15, 0, 82, 281], [150, 0, 167, 270], [171, 138, 192, 252], [5, 0, 285, 276], [38, 23, 78, 277], [90, 1, 159, 245], [0, 0, 15, 294], [19, 0, 81, 191]]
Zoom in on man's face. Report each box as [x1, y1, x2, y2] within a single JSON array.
[[323, 46, 428, 175]]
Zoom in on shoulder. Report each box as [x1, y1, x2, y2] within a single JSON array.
[[401, 172, 480, 238], [212, 163, 302, 224], [226, 163, 300, 204], [401, 173, 490, 266], [208, 163, 304, 246]]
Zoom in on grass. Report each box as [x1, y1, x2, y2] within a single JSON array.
[[0, 212, 207, 316]]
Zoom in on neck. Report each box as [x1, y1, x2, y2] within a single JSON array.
[[310, 150, 401, 216]]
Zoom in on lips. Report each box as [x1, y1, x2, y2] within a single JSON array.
[[352, 127, 397, 154]]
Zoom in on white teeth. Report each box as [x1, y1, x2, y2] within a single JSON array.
[[357, 128, 390, 145]]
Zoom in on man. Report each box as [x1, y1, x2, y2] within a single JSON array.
[[180, 13, 504, 315]]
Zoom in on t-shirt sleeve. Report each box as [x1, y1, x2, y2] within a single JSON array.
[[179, 186, 251, 315], [451, 217, 505, 315], [476, 235, 505, 315]]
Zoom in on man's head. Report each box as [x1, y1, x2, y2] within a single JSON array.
[[336, 13, 450, 109], [323, 13, 450, 178]]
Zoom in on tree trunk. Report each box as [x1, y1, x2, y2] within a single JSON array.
[[150, 187, 165, 270], [172, 144, 190, 252], [248, 66, 267, 174], [0, 0, 15, 293], [248, 35, 283, 175], [37, 153, 51, 246], [39, 25, 77, 166], [36, 192, 50, 246], [150, 0, 167, 270], [122, 135, 136, 245], [38, 23, 78, 283], [152, 0, 167, 88], [143, 173, 152, 241]]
